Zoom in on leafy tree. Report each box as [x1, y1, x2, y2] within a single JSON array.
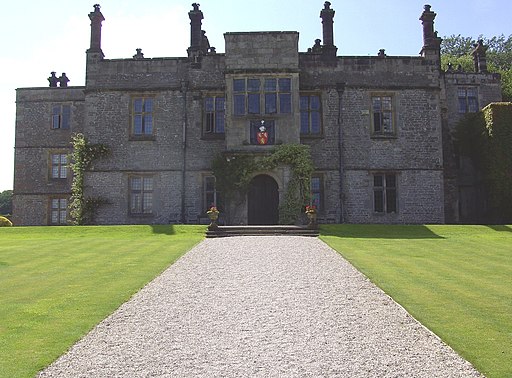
[[0, 190, 13, 215], [441, 34, 512, 101]]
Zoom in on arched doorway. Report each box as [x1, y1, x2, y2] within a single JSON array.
[[248, 174, 279, 225]]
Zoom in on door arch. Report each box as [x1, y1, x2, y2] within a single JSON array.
[[248, 174, 279, 225]]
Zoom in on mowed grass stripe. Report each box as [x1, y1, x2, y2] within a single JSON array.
[[320, 225, 512, 378], [0, 225, 204, 378]]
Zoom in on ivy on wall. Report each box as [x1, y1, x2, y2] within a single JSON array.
[[455, 103, 512, 222], [212, 144, 314, 224], [69, 134, 110, 225]]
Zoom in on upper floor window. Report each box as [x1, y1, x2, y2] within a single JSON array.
[[50, 198, 68, 225], [373, 173, 397, 214], [204, 96, 225, 137], [458, 88, 479, 113], [300, 95, 321, 135], [130, 176, 153, 215], [50, 153, 68, 179], [52, 104, 70, 129], [372, 96, 394, 135], [233, 77, 292, 116], [132, 98, 153, 137]]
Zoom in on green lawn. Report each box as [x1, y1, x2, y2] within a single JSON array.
[[0, 225, 204, 378], [320, 224, 512, 378]]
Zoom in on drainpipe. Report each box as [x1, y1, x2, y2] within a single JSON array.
[[336, 83, 345, 223], [180, 81, 188, 223]]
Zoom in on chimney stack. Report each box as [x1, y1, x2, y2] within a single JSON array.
[[188, 3, 204, 58], [320, 1, 337, 56], [419, 5, 441, 55], [87, 4, 105, 56]]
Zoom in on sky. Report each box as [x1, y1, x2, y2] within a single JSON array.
[[0, 0, 511, 191]]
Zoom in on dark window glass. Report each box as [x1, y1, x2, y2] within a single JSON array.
[[373, 173, 397, 213], [300, 95, 322, 135], [52, 105, 71, 129], [248, 79, 260, 92], [204, 96, 225, 134], [234, 79, 245, 92], [279, 78, 291, 92], [372, 96, 394, 135], [133, 98, 154, 136], [264, 79, 277, 92], [265, 93, 277, 114], [130, 176, 153, 215], [248, 93, 260, 114]]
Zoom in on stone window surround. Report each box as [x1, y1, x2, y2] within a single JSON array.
[[300, 92, 323, 137], [128, 174, 154, 216], [129, 95, 156, 141], [372, 171, 398, 214], [48, 196, 68, 225], [48, 151, 69, 180], [202, 94, 225, 140], [232, 76, 292, 116], [51, 103, 71, 130], [370, 92, 397, 138]]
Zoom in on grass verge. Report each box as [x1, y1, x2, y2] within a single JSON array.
[[320, 224, 512, 378], [0, 225, 204, 378]]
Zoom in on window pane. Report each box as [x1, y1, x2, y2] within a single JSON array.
[[131, 193, 141, 213], [233, 79, 245, 92], [374, 175, 383, 187], [60, 155, 67, 164], [52, 166, 60, 178], [143, 177, 153, 191], [300, 112, 309, 134], [131, 177, 142, 191], [205, 177, 215, 192], [143, 193, 153, 213], [457, 89, 467, 98], [60, 199, 67, 209], [52, 199, 59, 209], [144, 99, 153, 112], [382, 113, 392, 132], [373, 113, 382, 132], [134, 98, 143, 113], [279, 78, 291, 92], [382, 97, 392, 110], [311, 192, 321, 208], [458, 98, 467, 113], [52, 115, 60, 129], [374, 190, 384, 213], [264, 79, 276, 92], [468, 98, 479, 113], [372, 97, 381, 111], [386, 174, 396, 187], [144, 115, 153, 134], [300, 96, 309, 111], [60, 166, 67, 179], [60, 210, 67, 224], [265, 93, 277, 114], [51, 211, 59, 224], [248, 79, 260, 92], [234, 95, 245, 115], [311, 177, 320, 191], [248, 94, 260, 114], [279, 93, 291, 113], [205, 113, 214, 133], [386, 189, 397, 213], [311, 112, 321, 134], [215, 113, 225, 133], [205, 97, 214, 112], [215, 97, 225, 111], [310, 96, 320, 110], [134, 115, 143, 134]]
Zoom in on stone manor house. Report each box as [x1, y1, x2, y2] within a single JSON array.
[[12, 3, 502, 226]]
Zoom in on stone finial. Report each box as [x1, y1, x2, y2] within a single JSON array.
[[378, 49, 386, 57], [471, 39, 488, 73], [58, 73, 69, 88], [133, 48, 144, 59], [48, 72, 58, 87], [192, 3, 200, 11], [324, 1, 331, 9], [93, 4, 101, 12], [424, 4, 431, 12]]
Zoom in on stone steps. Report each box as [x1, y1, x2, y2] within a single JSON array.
[[206, 225, 319, 238]]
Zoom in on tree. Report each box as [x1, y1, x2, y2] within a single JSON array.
[[441, 34, 512, 101], [0, 190, 13, 216]]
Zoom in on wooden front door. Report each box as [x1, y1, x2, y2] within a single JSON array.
[[248, 175, 279, 225]]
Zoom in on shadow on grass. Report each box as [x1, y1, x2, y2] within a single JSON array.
[[150, 225, 176, 235], [320, 224, 444, 239], [486, 225, 512, 232]]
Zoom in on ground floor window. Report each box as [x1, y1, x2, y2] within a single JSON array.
[[50, 198, 68, 225], [373, 173, 397, 213], [130, 176, 153, 215], [204, 175, 222, 212], [311, 175, 323, 211]]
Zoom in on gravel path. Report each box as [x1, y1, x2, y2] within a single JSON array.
[[38, 236, 483, 377]]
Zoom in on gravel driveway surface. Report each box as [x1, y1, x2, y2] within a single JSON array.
[[37, 236, 483, 377]]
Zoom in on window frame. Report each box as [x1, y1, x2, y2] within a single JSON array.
[[203, 94, 226, 139], [373, 172, 398, 214], [310, 174, 324, 212], [51, 104, 71, 130], [130, 96, 155, 140], [49, 152, 69, 180], [300, 93, 322, 137], [371, 94, 396, 137], [129, 175, 154, 216], [457, 87, 479, 114], [232, 77, 292, 116], [49, 197, 68, 225]]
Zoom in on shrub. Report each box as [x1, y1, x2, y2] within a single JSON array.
[[0, 216, 13, 227]]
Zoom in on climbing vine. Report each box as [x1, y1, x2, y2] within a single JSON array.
[[69, 133, 110, 225], [212, 144, 314, 224], [455, 103, 512, 222]]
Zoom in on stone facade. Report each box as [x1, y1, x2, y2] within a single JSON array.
[[12, 3, 502, 226]]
